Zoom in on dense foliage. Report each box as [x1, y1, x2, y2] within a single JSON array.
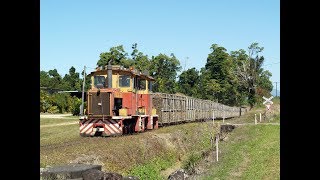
[[40, 66, 90, 115]]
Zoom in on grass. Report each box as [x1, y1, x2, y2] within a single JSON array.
[[182, 152, 203, 173], [201, 124, 280, 180], [40, 123, 80, 146], [127, 154, 176, 180], [40, 118, 217, 179]]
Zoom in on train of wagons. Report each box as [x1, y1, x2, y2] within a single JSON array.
[[79, 63, 248, 137]]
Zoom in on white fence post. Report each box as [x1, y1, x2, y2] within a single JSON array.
[[212, 111, 215, 125], [255, 114, 257, 125], [216, 134, 219, 162], [259, 113, 262, 122], [222, 105, 225, 123]]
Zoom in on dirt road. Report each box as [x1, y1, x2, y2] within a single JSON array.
[[40, 114, 73, 119]]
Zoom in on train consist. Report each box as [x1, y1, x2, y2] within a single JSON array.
[[79, 63, 247, 137], [152, 93, 247, 126]]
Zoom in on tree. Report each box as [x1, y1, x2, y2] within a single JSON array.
[[205, 44, 230, 81], [233, 43, 273, 109], [131, 43, 150, 72], [229, 49, 250, 106], [149, 53, 181, 93], [256, 70, 273, 103], [48, 69, 62, 89], [97, 45, 133, 68], [257, 70, 273, 93], [40, 71, 50, 87], [197, 68, 213, 100], [62, 66, 81, 91], [178, 68, 200, 96], [203, 44, 240, 105]]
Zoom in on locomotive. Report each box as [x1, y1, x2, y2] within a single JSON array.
[[79, 63, 246, 137]]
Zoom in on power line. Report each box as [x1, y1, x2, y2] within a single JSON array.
[[86, 66, 97, 70]]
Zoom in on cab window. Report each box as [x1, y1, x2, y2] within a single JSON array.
[[94, 76, 106, 88], [119, 75, 130, 87], [138, 78, 146, 90], [148, 81, 153, 91]]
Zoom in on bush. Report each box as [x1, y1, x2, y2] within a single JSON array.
[[40, 90, 52, 113], [47, 106, 59, 114], [70, 96, 82, 116], [40, 90, 84, 114], [51, 93, 70, 113]]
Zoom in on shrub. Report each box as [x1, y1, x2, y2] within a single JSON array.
[[47, 106, 59, 114], [51, 93, 70, 113], [40, 90, 52, 112], [70, 96, 82, 116]]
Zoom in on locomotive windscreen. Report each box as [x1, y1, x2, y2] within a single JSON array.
[[88, 92, 111, 116]]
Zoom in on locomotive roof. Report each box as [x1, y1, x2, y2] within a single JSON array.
[[88, 65, 155, 81]]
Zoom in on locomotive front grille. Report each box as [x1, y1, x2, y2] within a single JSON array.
[[88, 92, 111, 116]]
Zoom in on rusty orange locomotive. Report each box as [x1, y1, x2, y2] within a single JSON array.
[[79, 63, 158, 136]]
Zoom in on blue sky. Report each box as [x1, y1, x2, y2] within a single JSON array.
[[41, 0, 280, 89]]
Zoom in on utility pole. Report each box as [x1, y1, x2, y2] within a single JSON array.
[[80, 66, 86, 115], [184, 57, 188, 71], [275, 82, 277, 97], [274, 82, 279, 97]]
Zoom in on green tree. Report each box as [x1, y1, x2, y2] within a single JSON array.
[[205, 44, 230, 81], [149, 53, 181, 93], [257, 70, 273, 93], [97, 45, 133, 68], [233, 43, 273, 109], [230, 49, 250, 106], [197, 68, 213, 100], [40, 71, 51, 87], [131, 43, 150, 72], [62, 66, 81, 91], [255, 70, 273, 104], [178, 68, 200, 96], [48, 69, 63, 89], [203, 44, 239, 105]]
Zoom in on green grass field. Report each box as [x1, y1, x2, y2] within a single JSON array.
[[201, 124, 280, 180], [40, 117, 216, 178]]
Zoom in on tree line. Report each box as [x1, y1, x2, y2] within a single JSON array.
[[40, 42, 273, 114]]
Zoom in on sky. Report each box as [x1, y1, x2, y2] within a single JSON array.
[[40, 0, 280, 90]]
